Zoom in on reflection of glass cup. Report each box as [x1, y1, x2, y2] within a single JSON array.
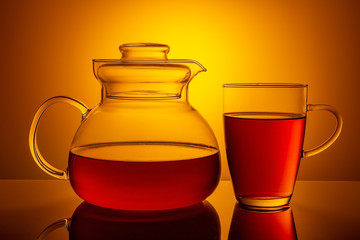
[[228, 204, 297, 240], [38, 201, 220, 240], [223, 83, 342, 210]]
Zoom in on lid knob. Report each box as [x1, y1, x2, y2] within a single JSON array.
[[119, 43, 170, 60]]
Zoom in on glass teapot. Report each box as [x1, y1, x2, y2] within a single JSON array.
[[29, 43, 220, 210]]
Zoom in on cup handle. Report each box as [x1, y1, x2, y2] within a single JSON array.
[[38, 218, 71, 240], [302, 104, 343, 157], [29, 96, 88, 179]]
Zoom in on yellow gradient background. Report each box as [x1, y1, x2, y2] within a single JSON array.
[[1, 0, 359, 180]]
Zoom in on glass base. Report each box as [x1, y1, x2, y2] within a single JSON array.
[[236, 196, 291, 211]]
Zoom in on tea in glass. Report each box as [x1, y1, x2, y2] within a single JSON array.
[[224, 112, 305, 203]]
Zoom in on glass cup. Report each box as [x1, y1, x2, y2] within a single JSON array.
[[223, 83, 343, 210]]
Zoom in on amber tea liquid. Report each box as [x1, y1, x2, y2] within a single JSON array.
[[224, 112, 306, 206], [68, 142, 220, 210]]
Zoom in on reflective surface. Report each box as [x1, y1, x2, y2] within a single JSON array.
[[0, 180, 359, 239]]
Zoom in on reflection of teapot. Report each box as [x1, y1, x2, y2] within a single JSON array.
[[29, 43, 220, 210], [228, 204, 297, 240], [38, 201, 220, 240]]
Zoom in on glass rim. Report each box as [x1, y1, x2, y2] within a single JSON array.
[[223, 83, 308, 88]]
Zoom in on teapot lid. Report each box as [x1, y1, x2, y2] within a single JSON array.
[[93, 43, 206, 67], [119, 43, 170, 60], [92, 43, 206, 99]]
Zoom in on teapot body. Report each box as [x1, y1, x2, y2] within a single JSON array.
[[68, 99, 220, 210]]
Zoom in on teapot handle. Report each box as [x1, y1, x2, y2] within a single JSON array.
[[29, 96, 88, 179], [302, 104, 343, 157]]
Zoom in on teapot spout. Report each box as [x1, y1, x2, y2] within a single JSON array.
[[187, 61, 207, 80]]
